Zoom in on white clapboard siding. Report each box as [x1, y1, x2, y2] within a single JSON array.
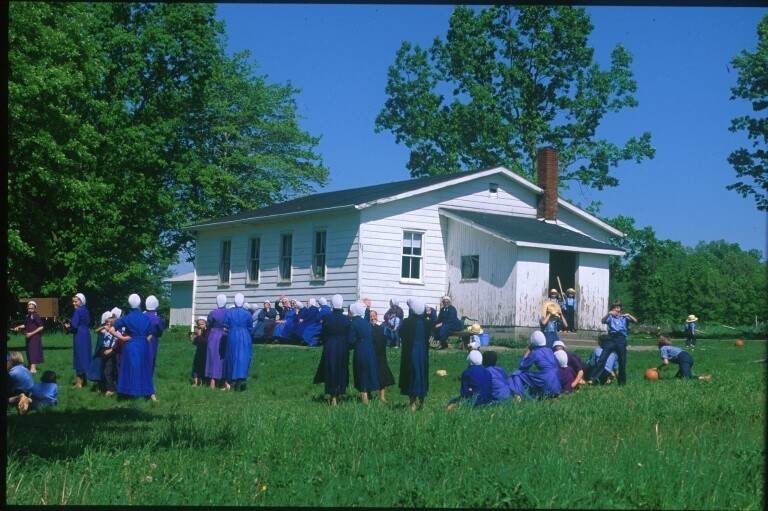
[[513, 246, 551, 327], [574, 252, 611, 330]]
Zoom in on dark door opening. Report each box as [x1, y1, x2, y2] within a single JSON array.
[[549, 251, 576, 295]]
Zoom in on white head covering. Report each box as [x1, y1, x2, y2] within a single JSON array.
[[234, 293, 245, 307], [243, 302, 252, 311], [331, 294, 344, 310], [216, 294, 227, 308], [442, 295, 451, 303], [264, 300, 271, 305], [296, 301, 304, 309], [197, 316, 207, 323], [319, 297, 327, 306], [407, 298, 426, 315], [308, 298, 316, 307], [101, 311, 112, 324], [28, 300, 37, 308], [75, 293, 86, 305], [554, 350, 569, 368], [552, 340, 566, 350], [111, 307, 122, 319], [128, 294, 141, 309], [350, 301, 367, 317], [467, 350, 483, 366], [390, 298, 399, 307], [145, 295, 159, 311], [530, 330, 546, 347], [468, 340, 481, 350]]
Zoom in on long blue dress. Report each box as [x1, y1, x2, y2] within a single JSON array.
[[300, 305, 322, 345], [145, 310, 164, 371], [223, 306, 253, 382], [252, 308, 277, 338], [313, 310, 351, 395], [115, 308, 155, 396], [205, 307, 227, 379], [273, 308, 296, 339], [507, 346, 561, 399], [399, 313, 433, 398], [348, 316, 380, 392], [457, 365, 494, 406], [67, 305, 92, 375]]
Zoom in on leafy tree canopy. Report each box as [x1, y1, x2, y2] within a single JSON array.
[[375, 5, 654, 189], [8, 2, 328, 314], [728, 14, 768, 211]]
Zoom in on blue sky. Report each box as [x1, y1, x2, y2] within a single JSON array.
[[174, 5, 766, 274]]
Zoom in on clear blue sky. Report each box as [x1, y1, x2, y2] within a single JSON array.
[[173, 5, 767, 275]]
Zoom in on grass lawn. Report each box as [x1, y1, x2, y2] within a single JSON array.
[[5, 329, 765, 508]]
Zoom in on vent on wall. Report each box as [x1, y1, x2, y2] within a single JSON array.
[[489, 182, 499, 198]]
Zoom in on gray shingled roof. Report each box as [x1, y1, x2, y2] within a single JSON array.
[[440, 208, 624, 254], [185, 167, 501, 229]]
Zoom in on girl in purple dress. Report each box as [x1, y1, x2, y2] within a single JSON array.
[[206, 294, 228, 388], [144, 295, 164, 372], [63, 293, 91, 388], [507, 331, 561, 400], [13, 301, 44, 373]]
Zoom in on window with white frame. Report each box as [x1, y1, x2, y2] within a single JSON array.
[[247, 237, 260, 284], [219, 240, 231, 285], [401, 231, 423, 282], [461, 255, 480, 280], [312, 230, 326, 280], [279, 234, 292, 282]]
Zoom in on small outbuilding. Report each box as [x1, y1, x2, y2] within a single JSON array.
[[163, 272, 194, 327], [184, 148, 624, 335]]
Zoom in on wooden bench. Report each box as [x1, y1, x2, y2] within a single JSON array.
[[429, 316, 479, 349]]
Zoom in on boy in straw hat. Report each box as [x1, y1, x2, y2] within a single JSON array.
[[564, 288, 577, 333], [684, 314, 698, 348], [539, 299, 567, 348]]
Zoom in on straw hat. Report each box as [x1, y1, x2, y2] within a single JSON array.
[[541, 300, 562, 317], [685, 314, 698, 323], [566, 288, 575, 294], [468, 323, 483, 334]]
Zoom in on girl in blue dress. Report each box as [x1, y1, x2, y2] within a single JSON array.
[[223, 293, 253, 392], [507, 331, 561, 400], [348, 301, 380, 403], [206, 294, 228, 388], [399, 298, 433, 411], [313, 294, 351, 405], [144, 295, 164, 372], [63, 292, 91, 389], [108, 294, 156, 400]]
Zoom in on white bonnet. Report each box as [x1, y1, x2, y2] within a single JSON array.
[[390, 298, 399, 307], [442, 295, 451, 302], [101, 311, 112, 324], [28, 300, 37, 308], [530, 330, 546, 347], [350, 301, 367, 317], [216, 294, 227, 308], [128, 294, 141, 309], [196, 316, 207, 323], [331, 294, 344, 310], [319, 297, 327, 306], [308, 298, 316, 307], [407, 297, 426, 315], [552, 340, 566, 350], [145, 295, 159, 311], [75, 292, 86, 305], [234, 293, 245, 307], [467, 350, 483, 366], [554, 350, 569, 368], [111, 307, 122, 319]]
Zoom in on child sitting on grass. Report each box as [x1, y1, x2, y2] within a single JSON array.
[[27, 370, 59, 411], [481, 350, 510, 403], [656, 336, 712, 381], [583, 336, 619, 385], [446, 350, 493, 410], [8, 352, 35, 414]]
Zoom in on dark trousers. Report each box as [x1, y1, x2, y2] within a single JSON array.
[[674, 351, 695, 379], [685, 334, 697, 347], [101, 354, 117, 392], [590, 335, 628, 386]]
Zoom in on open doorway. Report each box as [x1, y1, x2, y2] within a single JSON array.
[[548, 251, 575, 296]]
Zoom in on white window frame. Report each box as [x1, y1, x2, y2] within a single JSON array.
[[311, 230, 327, 281], [219, 239, 232, 286], [400, 230, 424, 284], [279, 233, 293, 283], [247, 236, 261, 284]]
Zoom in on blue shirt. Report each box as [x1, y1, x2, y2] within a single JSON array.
[[588, 347, 618, 372], [660, 345, 685, 362], [685, 322, 696, 335], [31, 381, 58, 406], [603, 314, 632, 337], [9, 365, 35, 394]]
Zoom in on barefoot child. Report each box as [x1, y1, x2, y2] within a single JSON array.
[[28, 370, 59, 411], [684, 315, 698, 348], [189, 317, 209, 387], [101, 316, 120, 396], [656, 336, 712, 380]]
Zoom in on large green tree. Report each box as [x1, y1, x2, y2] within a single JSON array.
[[727, 14, 768, 211], [375, 5, 654, 188], [8, 3, 328, 313]]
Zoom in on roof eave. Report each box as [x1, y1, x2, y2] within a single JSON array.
[[183, 204, 356, 231], [556, 199, 625, 237]]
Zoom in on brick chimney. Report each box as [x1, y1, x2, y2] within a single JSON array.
[[536, 147, 559, 221]]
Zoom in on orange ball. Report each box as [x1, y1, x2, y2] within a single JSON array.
[[644, 368, 659, 381], [735, 339, 745, 347]]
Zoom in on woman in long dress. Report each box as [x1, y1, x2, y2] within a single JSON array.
[[222, 293, 253, 392], [507, 331, 561, 400], [313, 294, 351, 405], [144, 295, 164, 372], [369, 309, 395, 402], [205, 294, 228, 388], [347, 301, 380, 403], [63, 293, 91, 388], [399, 297, 433, 411], [13, 300, 44, 373], [108, 294, 156, 400]]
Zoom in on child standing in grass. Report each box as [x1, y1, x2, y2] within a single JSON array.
[[189, 317, 209, 387], [101, 316, 120, 396], [684, 315, 698, 348], [656, 336, 712, 380], [587, 300, 637, 387]]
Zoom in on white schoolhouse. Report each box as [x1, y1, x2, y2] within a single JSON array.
[[185, 148, 624, 334]]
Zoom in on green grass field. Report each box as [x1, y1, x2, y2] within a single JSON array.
[[6, 329, 765, 508]]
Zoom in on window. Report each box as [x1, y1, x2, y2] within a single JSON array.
[[461, 255, 480, 280], [312, 230, 326, 280], [401, 231, 423, 282], [489, 182, 499, 198], [279, 234, 292, 282], [219, 240, 231, 285], [247, 237, 260, 284]]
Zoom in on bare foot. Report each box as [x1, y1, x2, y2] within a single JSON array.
[[150, 394, 159, 402], [700, 375, 712, 381], [105, 391, 115, 397]]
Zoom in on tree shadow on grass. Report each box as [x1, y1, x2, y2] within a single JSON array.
[[7, 344, 72, 352]]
